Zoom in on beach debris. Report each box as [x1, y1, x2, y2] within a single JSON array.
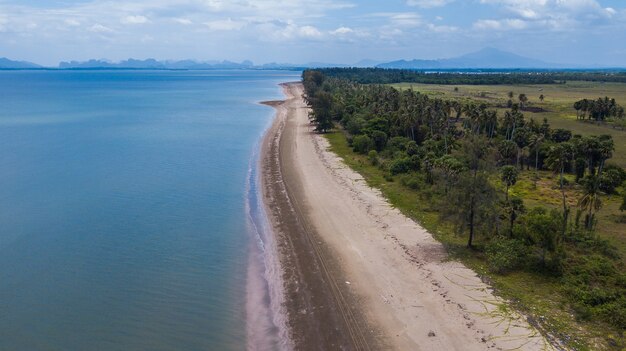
[[428, 330, 436, 337]]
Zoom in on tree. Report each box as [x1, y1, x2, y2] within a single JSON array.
[[529, 133, 545, 186], [539, 94, 545, 102], [578, 176, 603, 230], [500, 165, 518, 202], [545, 143, 572, 235], [445, 137, 498, 248], [518, 93, 528, 110], [309, 90, 334, 132], [522, 208, 563, 267], [506, 196, 525, 238]]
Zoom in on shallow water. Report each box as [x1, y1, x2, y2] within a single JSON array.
[[0, 70, 299, 350]]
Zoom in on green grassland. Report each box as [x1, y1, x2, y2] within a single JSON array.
[[391, 81, 626, 263], [392, 81, 626, 167]]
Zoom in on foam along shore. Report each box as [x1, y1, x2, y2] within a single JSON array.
[[260, 82, 557, 350]]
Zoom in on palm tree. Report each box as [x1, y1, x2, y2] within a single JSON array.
[[545, 143, 572, 234], [500, 165, 518, 202], [578, 177, 603, 230], [518, 93, 528, 110], [529, 133, 545, 187]]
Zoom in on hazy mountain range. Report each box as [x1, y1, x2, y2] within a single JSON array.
[[376, 48, 558, 69], [0, 48, 613, 70]]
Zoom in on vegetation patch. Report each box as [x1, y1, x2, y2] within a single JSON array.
[[304, 69, 626, 350]]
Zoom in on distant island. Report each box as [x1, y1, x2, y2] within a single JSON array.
[[2, 48, 625, 70]]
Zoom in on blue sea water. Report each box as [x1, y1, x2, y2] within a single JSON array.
[[0, 70, 299, 350]]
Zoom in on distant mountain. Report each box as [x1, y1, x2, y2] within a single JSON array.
[[58, 59, 256, 69], [0, 57, 42, 69], [377, 48, 559, 69]]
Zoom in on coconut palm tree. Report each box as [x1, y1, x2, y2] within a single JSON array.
[[578, 177, 603, 230], [545, 143, 573, 234], [500, 165, 518, 202]]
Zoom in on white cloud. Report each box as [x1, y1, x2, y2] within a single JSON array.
[[478, 0, 617, 30], [390, 13, 422, 28], [298, 25, 323, 39], [64, 19, 81, 27], [474, 18, 528, 30], [331, 26, 354, 35], [204, 18, 246, 31], [407, 0, 454, 8], [426, 23, 458, 33], [122, 15, 149, 24], [88, 23, 114, 33], [173, 18, 193, 25]]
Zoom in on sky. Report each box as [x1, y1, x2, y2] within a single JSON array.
[[1, 0, 625, 66]]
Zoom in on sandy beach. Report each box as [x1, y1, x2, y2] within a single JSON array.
[[260, 82, 559, 350]]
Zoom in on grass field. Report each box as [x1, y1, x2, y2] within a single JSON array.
[[392, 81, 626, 167], [390, 81, 626, 262]]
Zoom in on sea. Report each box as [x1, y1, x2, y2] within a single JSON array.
[[0, 69, 300, 350]]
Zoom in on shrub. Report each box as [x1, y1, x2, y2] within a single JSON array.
[[551, 128, 572, 143], [352, 135, 373, 154], [389, 157, 412, 175], [485, 237, 528, 274], [368, 150, 379, 166], [371, 130, 388, 152], [346, 118, 365, 135], [406, 141, 419, 156], [600, 168, 624, 194], [402, 175, 422, 190], [388, 136, 410, 152]]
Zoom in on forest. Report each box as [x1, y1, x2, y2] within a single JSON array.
[[318, 67, 626, 85], [303, 69, 626, 350]]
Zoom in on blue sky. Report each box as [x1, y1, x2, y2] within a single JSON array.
[[1, 0, 625, 66]]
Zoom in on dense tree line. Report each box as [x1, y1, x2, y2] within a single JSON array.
[[317, 67, 626, 85], [303, 69, 626, 331], [574, 97, 625, 122]]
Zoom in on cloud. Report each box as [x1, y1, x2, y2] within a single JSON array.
[[473, 18, 527, 30], [122, 15, 149, 24], [204, 18, 246, 31], [389, 13, 422, 28], [331, 26, 354, 35], [477, 0, 617, 30], [407, 0, 454, 8], [426, 23, 458, 33], [64, 19, 81, 27], [173, 18, 193, 25], [88, 23, 114, 33], [299, 25, 323, 38]]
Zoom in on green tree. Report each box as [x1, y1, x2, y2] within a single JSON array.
[[506, 196, 525, 238], [522, 208, 563, 267], [545, 143, 572, 234], [518, 93, 528, 110], [445, 137, 498, 248], [500, 165, 518, 202], [578, 176, 603, 230]]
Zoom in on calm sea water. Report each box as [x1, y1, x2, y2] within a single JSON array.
[[0, 70, 299, 350]]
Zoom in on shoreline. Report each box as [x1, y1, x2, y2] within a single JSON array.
[[259, 82, 556, 350]]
